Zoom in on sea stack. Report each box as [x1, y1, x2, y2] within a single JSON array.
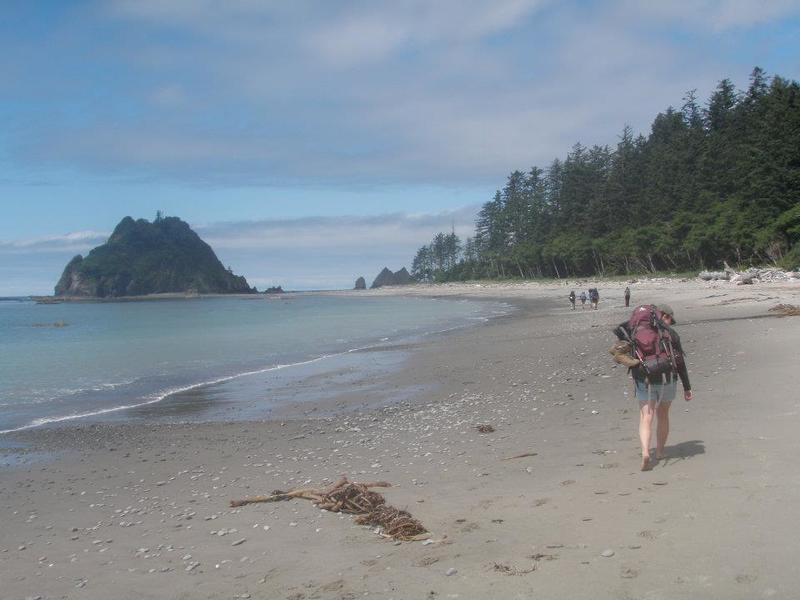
[[370, 267, 413, 289], [54, 215, 255, 297], [354, 277, 366, 290]]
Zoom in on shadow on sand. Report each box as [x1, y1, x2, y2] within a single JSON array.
[[659, 439, 705, 466]]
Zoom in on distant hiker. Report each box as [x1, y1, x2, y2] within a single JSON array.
[[589, 288, 599, 310], [569, 290, 576, 310], [613, 303, 693, 471], [624, 286, 631, 307], [580, 291, 587, 309]]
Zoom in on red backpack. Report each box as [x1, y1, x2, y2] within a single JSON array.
[[627, 305, 676, 378]]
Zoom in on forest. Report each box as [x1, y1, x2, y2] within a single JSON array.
[[411, 68, 800, 282]]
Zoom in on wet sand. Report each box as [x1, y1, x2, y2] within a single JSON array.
[[2, 277, 799, 599]]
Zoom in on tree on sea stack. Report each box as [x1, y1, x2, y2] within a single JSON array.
[[54, 216, 256, 297]]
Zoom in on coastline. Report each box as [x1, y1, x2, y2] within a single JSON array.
[[2, 278, 799, 599]]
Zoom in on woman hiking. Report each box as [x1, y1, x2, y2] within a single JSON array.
[[614, 303, 693, 471]]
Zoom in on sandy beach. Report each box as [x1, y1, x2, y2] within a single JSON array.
[[2, 277, 799, 600]]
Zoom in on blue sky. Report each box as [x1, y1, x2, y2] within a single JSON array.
[[2, 0, 799, 294]]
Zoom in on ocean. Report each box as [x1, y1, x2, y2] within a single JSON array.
[[0, 294, 506, 434]]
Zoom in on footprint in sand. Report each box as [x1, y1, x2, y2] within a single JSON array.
[[415, 556, 440, 567], [637, 529, 659, 540]]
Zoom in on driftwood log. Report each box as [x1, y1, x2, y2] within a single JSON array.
[[769, 304, 800, 316], [230, 476, 428, 541]]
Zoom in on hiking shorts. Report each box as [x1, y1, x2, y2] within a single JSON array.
[[633, 378, 677, 403]]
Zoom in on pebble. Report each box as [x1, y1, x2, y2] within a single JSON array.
[[445, 568, 457, 576], [601, 549, 615, 557], [231, 538, 247, 546]]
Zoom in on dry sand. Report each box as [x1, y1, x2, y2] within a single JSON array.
[[2, 277, 799, 600]]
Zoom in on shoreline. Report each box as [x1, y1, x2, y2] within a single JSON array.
[[2, 279, 799, 599], [1, 294, 506, 437]]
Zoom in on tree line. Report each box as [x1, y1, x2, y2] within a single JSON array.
[[411, 68, 800, 282]]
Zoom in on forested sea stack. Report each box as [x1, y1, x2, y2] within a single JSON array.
[[55, 215, 255, 297], [370, 267, 412, 289]]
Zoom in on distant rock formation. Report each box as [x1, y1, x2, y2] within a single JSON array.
[[393, 267, 412, 285], [354, 277, 366, 290], [55, 215, 256, 297], [370, 267, 413, 289], [264, 286, 284, 294]]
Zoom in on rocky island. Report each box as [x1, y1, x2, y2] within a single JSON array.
[[370, 267, 412, 289], [54, 215, 255, 297]]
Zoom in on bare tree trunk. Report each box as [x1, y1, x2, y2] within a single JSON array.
[[552, 257, 561, 279], [647, 253, 657, 273]]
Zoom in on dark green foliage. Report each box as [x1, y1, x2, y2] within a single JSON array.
[[55, 216, 255, 297], [411, 68, 800, 279]]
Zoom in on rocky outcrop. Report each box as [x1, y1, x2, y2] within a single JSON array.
[[54, 215, 256, 297], [354, 277, 366, 290], [264, 286, 284, 294], [393, 267, 412, 285], [370, 267, 413, 289]]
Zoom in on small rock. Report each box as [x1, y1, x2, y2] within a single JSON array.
[[445, 567, 457, 576], [231, 538, 246, 546], [601, 549, 615, 558]]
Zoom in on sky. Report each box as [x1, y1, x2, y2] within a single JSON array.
[[1, 0, 799, 294]]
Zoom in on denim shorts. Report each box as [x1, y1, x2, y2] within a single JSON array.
[[633, 378, 677, 403]]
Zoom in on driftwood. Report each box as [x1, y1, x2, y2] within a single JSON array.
[[502, 452, 538, 460], [230, 476, 427, 541], [769, 304, 800, 316]]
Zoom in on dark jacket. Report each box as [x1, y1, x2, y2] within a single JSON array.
[[613, 320, 691, 391]]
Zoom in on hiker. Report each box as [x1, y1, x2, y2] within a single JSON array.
[[613, 303, 693, 471], [579, 291, 587, 309], [624, 286, 631, 307], [569, 290, 576, 310], [589, 288, 599, 310]]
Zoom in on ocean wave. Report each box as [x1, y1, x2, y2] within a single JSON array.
[[1, 299, 511, 434], [0, 352, 343, 434]]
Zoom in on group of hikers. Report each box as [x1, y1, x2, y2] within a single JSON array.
[[568, 286, 631, 310], [566, 285, 693, 471]]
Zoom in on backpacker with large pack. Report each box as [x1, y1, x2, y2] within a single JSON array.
[[610, 304, 678, 378]]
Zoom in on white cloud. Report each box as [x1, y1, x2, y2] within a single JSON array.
[[625, 0, 800, 31], [0, 231, 108, 254], [4, 0, 798, 188], [199, 208, 477, 251]]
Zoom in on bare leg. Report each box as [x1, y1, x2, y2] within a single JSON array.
[[655, 401, 671, 459], [639, 400, 655, 470]]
